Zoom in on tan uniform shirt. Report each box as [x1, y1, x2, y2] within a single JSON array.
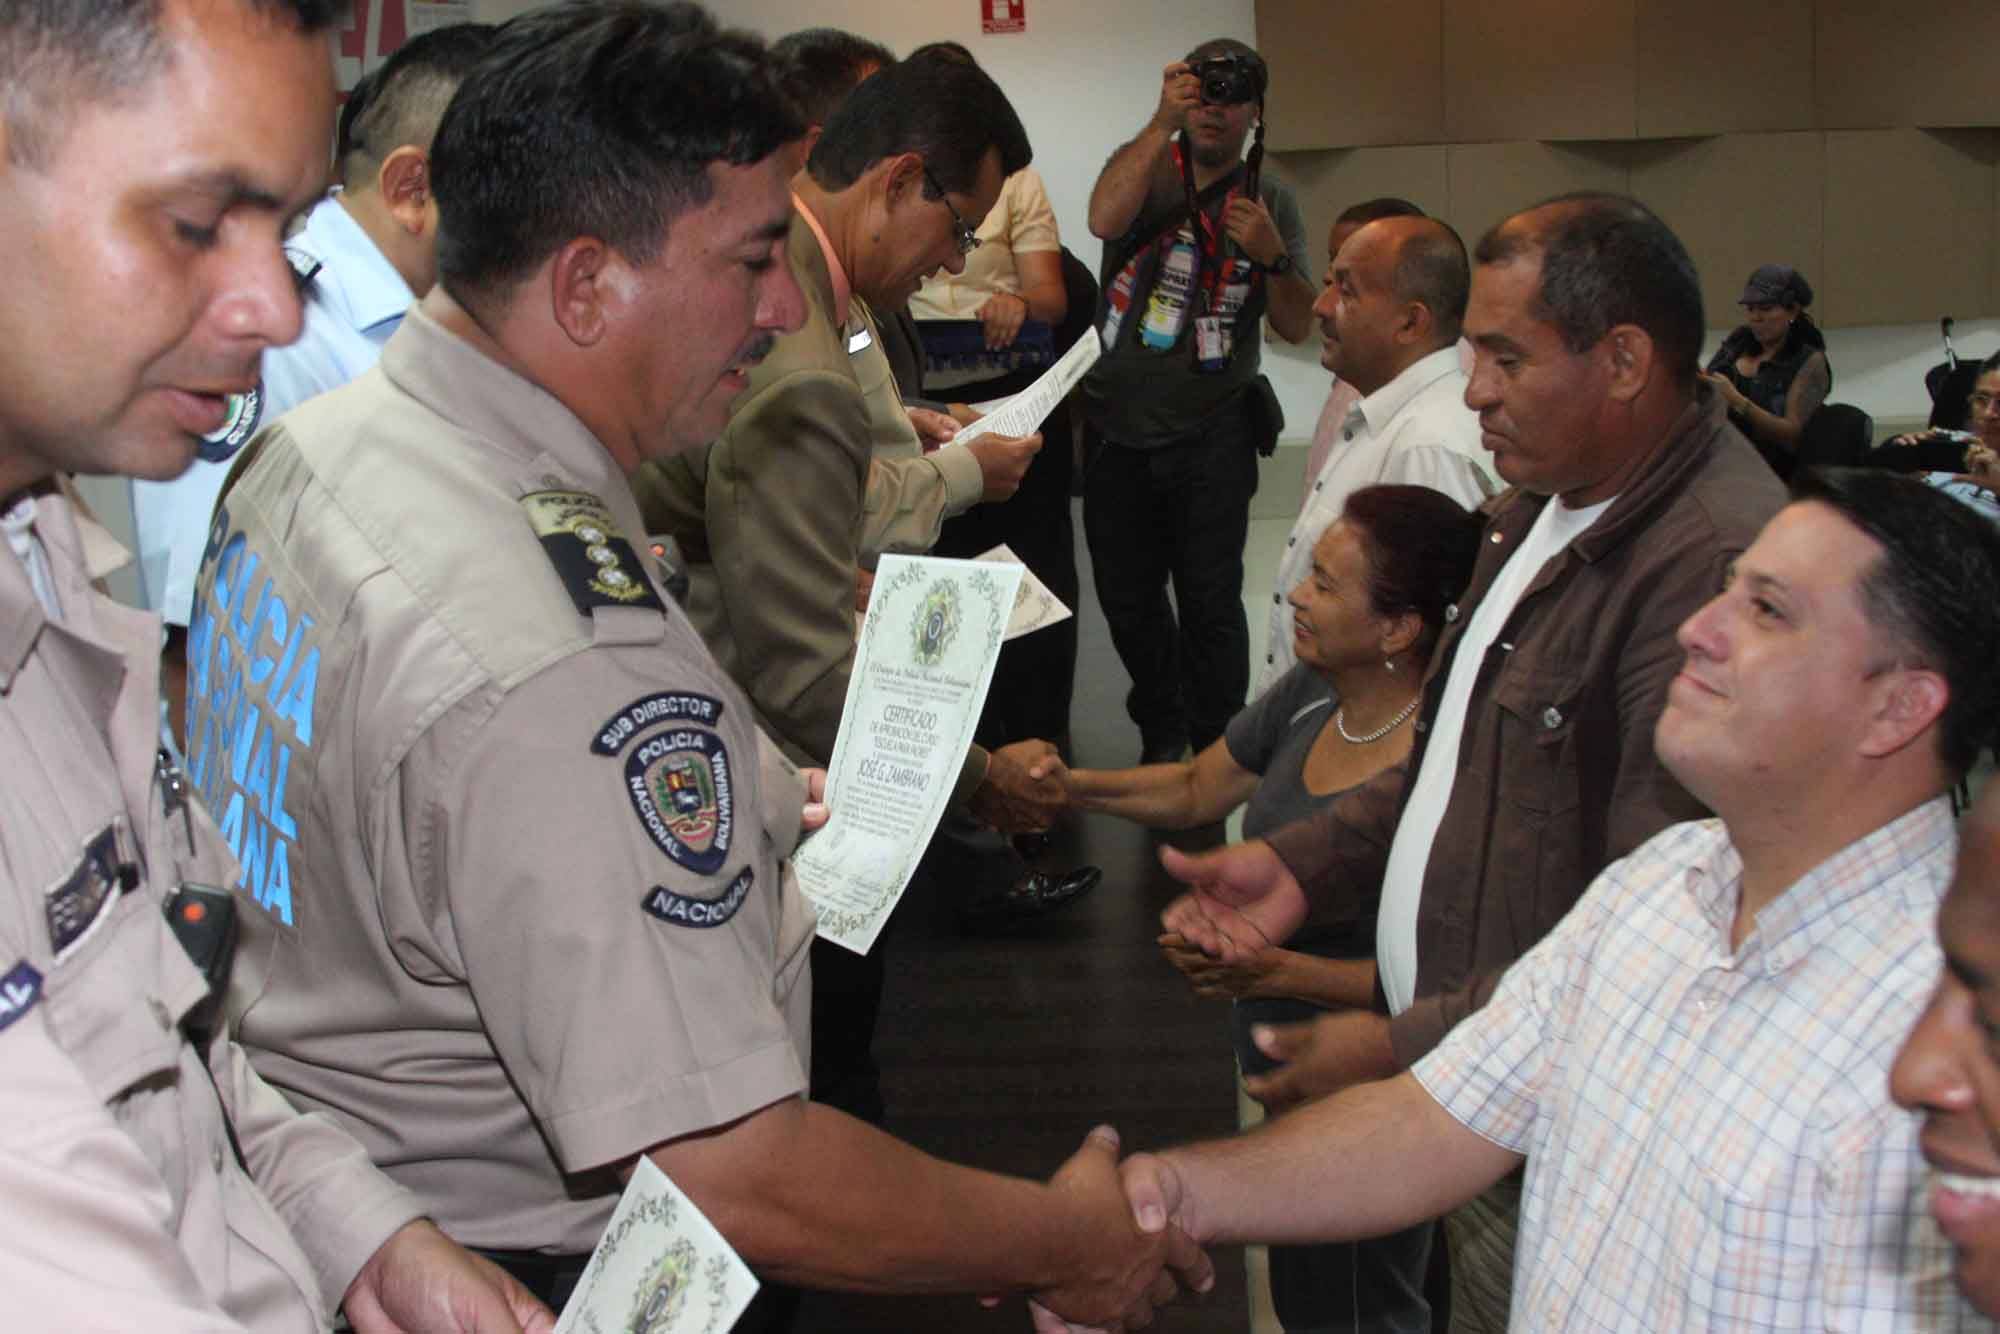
[[0, 488, 419, 1329], [188, 307, 815, 1254]]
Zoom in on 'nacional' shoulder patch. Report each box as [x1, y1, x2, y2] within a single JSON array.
[[520, 489, 666, 615], [0, 961, 44, 1035], [592, 692, 734, 874], [642, 866, 754, 929]]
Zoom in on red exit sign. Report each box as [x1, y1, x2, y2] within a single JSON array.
[[982, 0, 1025, 35]]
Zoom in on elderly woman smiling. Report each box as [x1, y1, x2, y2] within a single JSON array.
[[1028, 483, 1481, 1334]]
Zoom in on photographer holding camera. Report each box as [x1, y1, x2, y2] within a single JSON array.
[[1082, 40, 1315, 767]]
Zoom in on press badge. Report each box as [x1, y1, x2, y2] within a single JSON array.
[[1193, 314, 1231, 372]]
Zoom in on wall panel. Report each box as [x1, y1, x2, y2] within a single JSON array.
[[1822, 129, 1996, 326], [1442, 0, 1635, 142], [1443, 141, 1631, 242], [1273, 145, 1452, 253], [1816, 0, 2000, 130], [1627, 134, 1825, 325], [1635, 0, 1815, 137], [1257, 0, 1444, 151]]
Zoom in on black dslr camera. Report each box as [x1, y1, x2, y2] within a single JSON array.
[[1190, 54, 1262, 106]]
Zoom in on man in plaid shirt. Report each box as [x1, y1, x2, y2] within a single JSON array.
[[1095, 470, 2000, 1331]]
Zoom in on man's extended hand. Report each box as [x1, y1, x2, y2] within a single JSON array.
[[1242, 1011, 1398, 1114], [1158, 841, 1309, 962], [969, 738, 1064, 832], [1221, 197, 1285, 270], [1158, 931, 1283, 1001], [1149, 60, 1200, 136], [1024, 745, 1076, 802], [965, 430, 1041, 502], [1027, 1127, 1213, 1331], [907, 406, 960, 451], [344, 1219, 555, 1334]]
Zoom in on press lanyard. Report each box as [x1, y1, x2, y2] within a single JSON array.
[[1171, 140, 1250, 315]]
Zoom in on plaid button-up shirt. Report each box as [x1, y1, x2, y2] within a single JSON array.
[[1415, 798, 1990, 1330]]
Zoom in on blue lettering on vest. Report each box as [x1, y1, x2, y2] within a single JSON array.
[[183, 524, 320, 928]]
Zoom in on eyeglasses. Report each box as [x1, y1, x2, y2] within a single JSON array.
[[921, 165, 981, 257], [1971, 392, 1999, 414]]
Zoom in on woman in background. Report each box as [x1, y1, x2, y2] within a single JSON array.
[[1700, 263, 1831, 477], [1035, 484, 1482, 1334]]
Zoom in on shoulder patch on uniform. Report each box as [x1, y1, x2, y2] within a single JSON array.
[[643, 867, 754, 929], [0, 961, 44, 1034], [194, 385, 264, 464], [591, 691, 725, 756], [519, 489, 666, 616], [610, 713, 735, 874], [46, 826, 130, 965]]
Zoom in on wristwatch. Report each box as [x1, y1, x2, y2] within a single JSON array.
[[1261, 252, 1293, 277]]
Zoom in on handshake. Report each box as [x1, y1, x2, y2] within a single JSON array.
[[967, 737, 1075, 832], [1019, 1124, 1213, 1332]]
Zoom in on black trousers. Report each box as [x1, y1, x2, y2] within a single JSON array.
[[1083, 425, 1257, 753]]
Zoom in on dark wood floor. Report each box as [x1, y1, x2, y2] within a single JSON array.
[[796, 503, 1252, 1331]]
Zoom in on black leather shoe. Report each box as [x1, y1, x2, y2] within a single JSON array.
[[958, 865, 1103, 934]]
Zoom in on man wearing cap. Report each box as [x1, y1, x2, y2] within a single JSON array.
[[1082, 39, 1315, 765]]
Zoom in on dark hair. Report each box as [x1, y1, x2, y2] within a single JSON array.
[[1474, 191, 1704, 387], [1341, 484, 1484, 660], [336, 22, 493, 187], [1336, 197, 1424, 227], [1981, 350, 2000, 379], [807, 54, 1029, 196], [907, 40, 975, 66], [770, 26, 893, 127], [2, 0, 337, 165], [1386, 217, 1470, 345], [1790, 468, 2000, 779], [431, 0, 804, 301]]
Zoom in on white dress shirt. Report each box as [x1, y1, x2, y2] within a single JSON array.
[[1258, 345, 1495, 695]]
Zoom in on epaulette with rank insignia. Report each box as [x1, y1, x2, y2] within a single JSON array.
[[519, 489, 667, 615]]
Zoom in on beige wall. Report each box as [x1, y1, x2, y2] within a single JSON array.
[[1257, 0, 2000, 326]]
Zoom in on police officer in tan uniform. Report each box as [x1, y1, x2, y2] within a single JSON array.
[[0, 0, 550, 1328], [197, 4, 1207, 1328]]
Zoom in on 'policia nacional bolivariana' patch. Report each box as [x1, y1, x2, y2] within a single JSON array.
[[519, 490, 665, 615], [643, 866, 754, 928], [592, 692, 734, 877]]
